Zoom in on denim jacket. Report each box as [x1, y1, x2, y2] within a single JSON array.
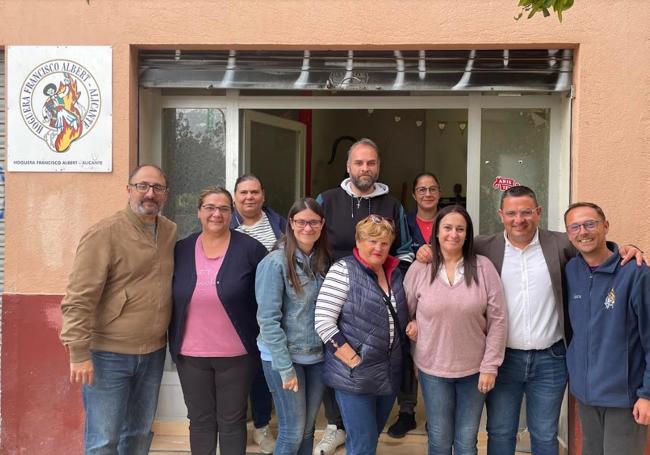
[[255, 248, 325, 381]]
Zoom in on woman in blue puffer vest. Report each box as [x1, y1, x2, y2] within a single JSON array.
[[315, 214, 409, 455]]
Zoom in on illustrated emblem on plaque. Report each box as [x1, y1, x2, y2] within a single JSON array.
[[20, 60, 101, 153]]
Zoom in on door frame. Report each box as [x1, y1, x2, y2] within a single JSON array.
[[242, 109, 307, 202], [150, 91, 570, 231], [142, 89, 571, 424]]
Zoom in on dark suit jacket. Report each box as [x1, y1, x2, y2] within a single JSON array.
[[474, 229, 576, 343]]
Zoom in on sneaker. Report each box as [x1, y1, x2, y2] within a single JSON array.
[[313, 424, 346, 455], [387, 412, 417, 438], [253, 425, 276, 454]]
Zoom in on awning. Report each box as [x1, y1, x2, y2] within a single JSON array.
[[139, 49, 573, 92]]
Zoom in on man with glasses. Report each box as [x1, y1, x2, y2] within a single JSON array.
[[468, 186, 645, 455], [60, 164, 177, 454], [470, 185, 574, 455], [563, 202, 650, 455], [313, 138, 413, 455]]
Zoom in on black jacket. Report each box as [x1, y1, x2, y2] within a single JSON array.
[[316, 184, 413, 274]]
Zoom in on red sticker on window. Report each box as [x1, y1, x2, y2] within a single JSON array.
[[492, 176, 521, 191]]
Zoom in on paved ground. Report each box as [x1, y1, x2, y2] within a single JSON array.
[[150, 426, 534, 454]]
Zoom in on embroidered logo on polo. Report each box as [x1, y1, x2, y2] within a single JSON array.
[[604, 288, 615, 309], [19, 59, 102, 153]]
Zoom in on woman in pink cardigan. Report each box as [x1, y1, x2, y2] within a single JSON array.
[[404, 205, 507, 455]]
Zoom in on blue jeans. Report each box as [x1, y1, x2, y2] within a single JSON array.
[[486, 341, 568, 455], [251, 364, 273, 428], [335, 389, 396, 455], [262, 361, 325, 455], [82, 347, 166, 455], [419, 371, 486, 455]]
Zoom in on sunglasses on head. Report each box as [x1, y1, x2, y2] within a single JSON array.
[[368, 214, 395, 228]]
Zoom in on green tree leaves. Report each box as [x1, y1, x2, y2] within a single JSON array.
[[515, 0, 574, 22]]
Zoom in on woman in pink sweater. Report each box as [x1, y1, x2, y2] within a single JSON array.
[[404, 205, 507, 455]]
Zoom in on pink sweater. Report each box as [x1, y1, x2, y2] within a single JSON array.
[[404, 255, 507, 378]]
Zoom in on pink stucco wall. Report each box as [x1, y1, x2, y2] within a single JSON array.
[[1, 0, 648, 294], [1, 1, 648, 453]]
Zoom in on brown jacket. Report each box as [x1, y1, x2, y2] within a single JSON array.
[[60, 206, 177, 362]]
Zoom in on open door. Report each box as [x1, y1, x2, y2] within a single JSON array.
[[242, 110, 307, 216]]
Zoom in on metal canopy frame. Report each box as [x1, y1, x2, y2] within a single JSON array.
[[139, 49, 573, 92]]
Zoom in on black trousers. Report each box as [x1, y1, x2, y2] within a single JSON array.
[[323, 386, 345, 428], [396, 351, 418, 413], [177, 354, 258, 455]]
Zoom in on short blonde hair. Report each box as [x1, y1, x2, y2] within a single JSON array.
[[355, 215, 396, 242]]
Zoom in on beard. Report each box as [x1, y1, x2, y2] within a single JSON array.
[[130, 197, 163, 217], [350, 174, 376, 192]]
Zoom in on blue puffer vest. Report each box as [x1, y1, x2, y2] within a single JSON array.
[[323, 255, 409, 395]]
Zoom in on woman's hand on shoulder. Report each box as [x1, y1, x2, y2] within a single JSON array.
[[478, 372, 496, 394], [405, 320, 418, 342]]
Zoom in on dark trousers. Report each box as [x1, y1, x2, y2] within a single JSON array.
[[396, 351, 418, 414], [323, 386, 345, 429], [578, 401, 647, 455], [250, 363, 273, 428], [177, 354, 258, 455]]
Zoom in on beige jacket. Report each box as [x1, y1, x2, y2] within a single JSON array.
[[60, 206, 177, 363]]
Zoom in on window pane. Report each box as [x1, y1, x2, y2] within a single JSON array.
[[162, 108, 226, 240], [479, 108, 550, 234]]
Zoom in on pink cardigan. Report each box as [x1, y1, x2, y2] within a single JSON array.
[[404, 255, 507, 378]]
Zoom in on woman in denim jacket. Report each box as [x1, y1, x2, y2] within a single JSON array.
[[255, 198, 331, 455]]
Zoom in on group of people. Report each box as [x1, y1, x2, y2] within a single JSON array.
[[59, 137, 650, 455]]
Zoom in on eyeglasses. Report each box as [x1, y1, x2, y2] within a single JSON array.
[[292, 219, 323, 229], [567, 219, 601, 235], [414, 186, 440, 196], [129, 182, 168, 194], [201, 204, 232, 214], [368, 214, 395, 229], [502, 208, 539, 219]]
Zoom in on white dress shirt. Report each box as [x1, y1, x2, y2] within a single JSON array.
[[501, 230, 563, 350]]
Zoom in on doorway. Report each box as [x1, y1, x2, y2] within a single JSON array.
[[241, 108, 469, 217], [140, 91, 570, 429]]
